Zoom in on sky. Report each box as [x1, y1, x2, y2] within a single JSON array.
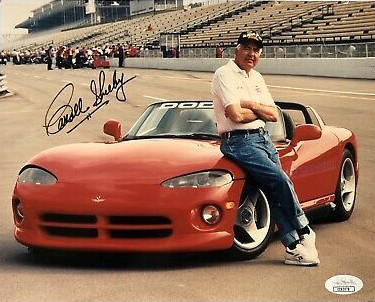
[[0, 0, 51, 34]]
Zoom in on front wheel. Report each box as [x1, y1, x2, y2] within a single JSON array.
[[331, 149, 357, 221], [230, 188, 274, 260]]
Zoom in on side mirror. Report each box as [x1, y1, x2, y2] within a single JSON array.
[[290, 124, 322, 147], [103, 120, 122, 142]]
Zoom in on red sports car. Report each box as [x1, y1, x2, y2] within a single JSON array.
[[12, 100, 358, 259]]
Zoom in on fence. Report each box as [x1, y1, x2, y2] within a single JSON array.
[[139, 41, 375, 59]]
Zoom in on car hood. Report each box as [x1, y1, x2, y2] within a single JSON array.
[[28, 139, 245, 184]]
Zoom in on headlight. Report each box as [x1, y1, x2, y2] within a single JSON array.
[[162, 170, 232, 188], [18, 166, 57, 185]]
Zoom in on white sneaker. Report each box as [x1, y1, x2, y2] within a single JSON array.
[[284, 243, 320, 266], [300, 227, 319, 259]]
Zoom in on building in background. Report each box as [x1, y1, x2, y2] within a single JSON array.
[[15, 0, 183, 33]]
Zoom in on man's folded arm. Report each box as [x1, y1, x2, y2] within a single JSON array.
[[224, 103, 258, 123], [240, 100, 278, 122]]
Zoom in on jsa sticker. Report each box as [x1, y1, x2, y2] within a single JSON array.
[[325, 275, 363, 295]]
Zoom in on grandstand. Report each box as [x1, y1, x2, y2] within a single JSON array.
[[4, 1, 375, 58], [179, 1, 375, 46], [16, 0, 184, 33]]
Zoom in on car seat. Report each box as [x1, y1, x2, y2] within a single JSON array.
[[282, 111, 296, 140]]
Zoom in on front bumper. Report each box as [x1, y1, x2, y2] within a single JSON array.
[[13, 180, 244, 252]]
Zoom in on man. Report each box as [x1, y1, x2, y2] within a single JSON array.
[[118, 44, 125, 67], [216, 43, 224, 58], [211, 31, 320, 266], [46, 46, 53, 70]]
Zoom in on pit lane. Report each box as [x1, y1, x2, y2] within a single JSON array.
[[0, 64, 374, 302]]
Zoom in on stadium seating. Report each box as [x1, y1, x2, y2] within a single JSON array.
[[7, 1, 375, 54], [270, 1, 375, 43]]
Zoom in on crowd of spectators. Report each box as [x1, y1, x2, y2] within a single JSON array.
[[0, 43, 142, 68]]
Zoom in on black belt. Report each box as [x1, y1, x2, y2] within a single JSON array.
[[221, 127, 265, 139]]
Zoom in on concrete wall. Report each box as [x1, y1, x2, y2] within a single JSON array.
[[130, 0, 154, 15], [110, 57, 375, 79]]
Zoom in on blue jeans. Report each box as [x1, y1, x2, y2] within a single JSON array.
[[220, 130, 309, 247]]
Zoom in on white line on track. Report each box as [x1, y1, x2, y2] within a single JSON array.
[[142, 74, 210, 82], [141, 74, 374, 99], [1, 109, 46, 114], [268, 85, 375, 97], [272, 90, 374, 101], [144, 95, 170, 101]]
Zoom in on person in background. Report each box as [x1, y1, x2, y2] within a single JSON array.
[[118, 43, 125, 67], [128, 44, 138, 57], [55, 46, 63, 69], [65, 46, 73, 68], [46, 46, 53, 70], [216, 43, 224, 58]]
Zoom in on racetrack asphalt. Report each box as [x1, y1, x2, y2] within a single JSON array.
[[0, 63, 374, 302]]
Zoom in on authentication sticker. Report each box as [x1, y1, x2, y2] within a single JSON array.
[[325, 275, 363, 295]]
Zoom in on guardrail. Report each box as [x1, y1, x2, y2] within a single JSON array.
[[111, 56, 375, 79]]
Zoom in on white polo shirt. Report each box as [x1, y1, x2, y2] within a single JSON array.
[[211, 59, 275, 134]]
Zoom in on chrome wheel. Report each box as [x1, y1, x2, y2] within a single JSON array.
[[332, 149, 357, 221], [233, 189, 272, 252], [340, 157, 356, 212]]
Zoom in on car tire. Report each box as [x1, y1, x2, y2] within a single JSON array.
[[331, 149, 357, 221], [230, 188, 274, 260]]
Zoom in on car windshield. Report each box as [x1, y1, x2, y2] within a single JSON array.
[[126, 101, 286, 141]]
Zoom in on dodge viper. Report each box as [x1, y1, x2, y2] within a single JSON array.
[[12, 100, 358, 259]]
